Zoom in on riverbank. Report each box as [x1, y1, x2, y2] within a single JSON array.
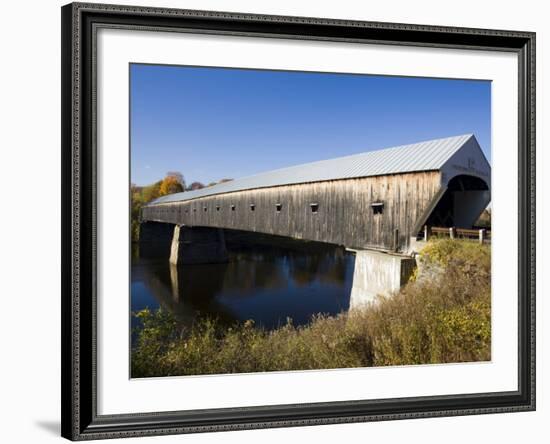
[[131, 239, 491, 377]]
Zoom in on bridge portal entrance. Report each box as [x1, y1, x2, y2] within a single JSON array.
[[423, 175, 490, 229]]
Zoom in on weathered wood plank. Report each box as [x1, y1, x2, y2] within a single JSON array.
[[141, 171, 443, 251]]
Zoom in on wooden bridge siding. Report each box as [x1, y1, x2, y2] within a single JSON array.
[[141, 171, 442, 251]]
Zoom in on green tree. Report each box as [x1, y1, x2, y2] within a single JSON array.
[[141, 180, 162, 203]]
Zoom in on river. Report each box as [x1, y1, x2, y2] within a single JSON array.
[[131, 231, 355, 340]]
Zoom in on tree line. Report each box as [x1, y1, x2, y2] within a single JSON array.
[[131, 172, 233, 242]]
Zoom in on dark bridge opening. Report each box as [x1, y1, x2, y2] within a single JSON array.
[[424, 175, 490, 229]]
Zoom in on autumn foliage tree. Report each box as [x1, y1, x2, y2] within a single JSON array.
[[131, 173, 230, 242], [131, 174, 184, 242], [141, 180, 162, 203], [165, 171, 185, 188], [159, 175, 184, 196]]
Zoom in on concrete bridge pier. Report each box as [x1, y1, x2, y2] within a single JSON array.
[[348, 249, 416, 309], [169, 225, 229, 265]]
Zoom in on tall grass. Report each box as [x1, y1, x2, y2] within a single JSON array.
[[131, 239, 490, 377]]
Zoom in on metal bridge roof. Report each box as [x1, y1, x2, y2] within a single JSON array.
[[147, 134, 475, 205]]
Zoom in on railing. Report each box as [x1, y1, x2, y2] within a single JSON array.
[[423, 226, 491, 244]]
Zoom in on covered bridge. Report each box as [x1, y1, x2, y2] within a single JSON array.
[[141, 134, 491, 259]]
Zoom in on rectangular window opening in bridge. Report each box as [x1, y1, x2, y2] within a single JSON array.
[[203, 206, 207, 212], [231, 205, 235, 211], [216, 206, 220, 211], [250, 204, 255, 211], [275, 203, 282, 212], [371, 202, 384, 215], [310, 203, 319, 213]]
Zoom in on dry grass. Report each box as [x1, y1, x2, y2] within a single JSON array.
[[131, 239, 491, 377]]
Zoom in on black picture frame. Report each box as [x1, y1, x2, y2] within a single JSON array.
[[61, 2, 536, 440]]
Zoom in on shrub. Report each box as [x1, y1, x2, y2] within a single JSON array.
[[131, 239, 491, 377]]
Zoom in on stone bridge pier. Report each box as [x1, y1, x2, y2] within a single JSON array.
[[139, 221, 228, 265]]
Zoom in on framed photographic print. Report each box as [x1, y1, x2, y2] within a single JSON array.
[[61, 2, 536, 440]]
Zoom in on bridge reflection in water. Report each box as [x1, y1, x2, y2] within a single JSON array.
[[131, 232, 357, 338]]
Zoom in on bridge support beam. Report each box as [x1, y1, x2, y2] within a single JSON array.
[[170, 225, 229, 265], [348, 249, 416, 309]]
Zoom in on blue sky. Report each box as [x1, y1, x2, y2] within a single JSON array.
[[130, 64, 491, 186]]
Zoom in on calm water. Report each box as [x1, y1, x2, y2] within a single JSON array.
[[131, 232, 355, 337]]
